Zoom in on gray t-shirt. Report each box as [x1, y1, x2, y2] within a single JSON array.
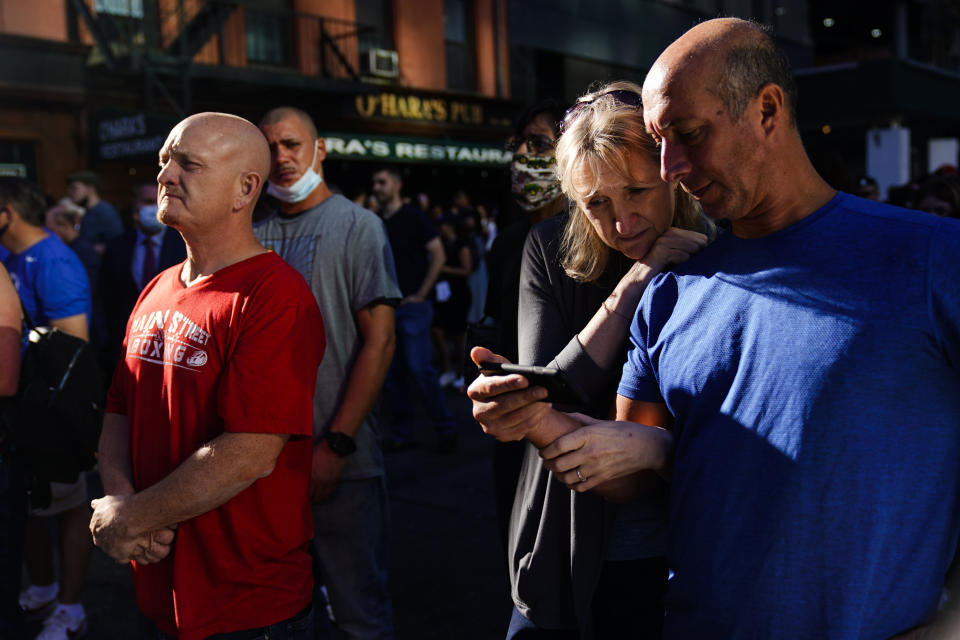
[[254, 194, 401, 480]]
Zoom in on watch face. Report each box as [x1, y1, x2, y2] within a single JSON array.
[[326, 432, 357, 455]]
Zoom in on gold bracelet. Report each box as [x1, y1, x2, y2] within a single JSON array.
[[602, 300, 633, 323]]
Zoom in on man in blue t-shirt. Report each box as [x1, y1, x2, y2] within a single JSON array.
[[616, 18, 959, 640], [470, 17, 960, 640], [0, 177, 92, 638]]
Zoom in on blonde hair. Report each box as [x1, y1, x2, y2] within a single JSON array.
[[556, 80, 712, 282]]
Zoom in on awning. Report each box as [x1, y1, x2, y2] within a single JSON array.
[[322, 132, 511, 167]]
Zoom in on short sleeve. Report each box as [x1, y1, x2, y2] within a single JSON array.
[[349, 214, 401, 311], [416, 209, 439, 246], [617, 285, 664, 402], [37, 252, 90, 322], [929, 217, 960, 368], [218, 277, 325, 436]]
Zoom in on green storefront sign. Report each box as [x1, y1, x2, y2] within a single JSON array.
[[322, 133, 511, 167]]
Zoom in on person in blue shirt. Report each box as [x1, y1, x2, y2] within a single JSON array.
[[66, 170, 123, 255], [471, 18, 960, 640], [0, 177, 93, 639]]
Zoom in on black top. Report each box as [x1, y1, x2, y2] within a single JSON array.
[[509, 212, 640, 635], [483, 219, 531, 363], [383, 204, 439, 297]]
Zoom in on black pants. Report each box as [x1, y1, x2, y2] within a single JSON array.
[[592, 556, 669, 640], [506, 556, 669, 640]]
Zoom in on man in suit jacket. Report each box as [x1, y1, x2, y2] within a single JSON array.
[[100, 182, 186, 375]]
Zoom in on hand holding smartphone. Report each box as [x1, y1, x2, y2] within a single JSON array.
[[477, 361, 586, 407]]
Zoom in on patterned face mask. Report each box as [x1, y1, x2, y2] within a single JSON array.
[[510, 153, 561, 212]]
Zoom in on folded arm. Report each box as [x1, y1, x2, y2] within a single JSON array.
[[92, 421, 287, 563]]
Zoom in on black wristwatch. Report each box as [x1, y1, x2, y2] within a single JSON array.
[[324, 431, 357, 457]]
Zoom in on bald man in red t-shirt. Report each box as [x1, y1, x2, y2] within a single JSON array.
[[90, 113, 325, 639]]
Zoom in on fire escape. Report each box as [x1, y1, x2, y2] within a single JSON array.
[[70, 0, 376, 117]]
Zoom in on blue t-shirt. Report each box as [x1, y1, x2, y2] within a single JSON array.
[[3, 234, 90, 326], [619, 193, 960, 639]]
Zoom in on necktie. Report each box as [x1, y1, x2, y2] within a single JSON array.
[[141, 237, 157, 288]]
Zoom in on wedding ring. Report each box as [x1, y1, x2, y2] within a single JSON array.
[[575, 468, 585, 483]]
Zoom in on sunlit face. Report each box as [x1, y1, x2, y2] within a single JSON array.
[[572, 150, 676, 260], [156, 121, 235, 233], [259, 115, 322, 187], [643, 65, 762, 221]]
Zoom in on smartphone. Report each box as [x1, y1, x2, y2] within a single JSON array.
[[477, 361, 587, 407]]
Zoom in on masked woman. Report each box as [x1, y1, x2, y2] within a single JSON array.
[[485, 100, 567, 553], [470, 81, 713, 639]]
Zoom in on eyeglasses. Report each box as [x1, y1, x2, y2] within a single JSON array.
[[559, 89, 643, 134], [505, 133, 556, 155]]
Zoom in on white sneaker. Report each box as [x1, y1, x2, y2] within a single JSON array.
[[438, 370, 457, 387], [18, 587, 57, 621], [36, 607, 87, 640]]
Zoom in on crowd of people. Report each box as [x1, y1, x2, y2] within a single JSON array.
[[0, 15, 959, 640]]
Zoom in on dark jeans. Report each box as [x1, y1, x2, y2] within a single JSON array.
[[311, 477, 393, 640], [382, 301, 455, 442], [0, 454, 28, 640], [139, 605, 313, 640], [505, 557, 668, 640]]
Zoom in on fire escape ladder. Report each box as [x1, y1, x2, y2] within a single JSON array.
[[68, 0, 118, 70], [165, 1, 240, 61], [320, 22, 362, 81]]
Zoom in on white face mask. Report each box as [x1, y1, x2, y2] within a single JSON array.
[[138, 204, 164, 233], [267, 141, 322, 203]]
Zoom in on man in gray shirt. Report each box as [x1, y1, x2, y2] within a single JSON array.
[[255, 106, 400, 640]]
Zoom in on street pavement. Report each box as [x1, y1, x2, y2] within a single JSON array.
[[31, 386, 513, 639]]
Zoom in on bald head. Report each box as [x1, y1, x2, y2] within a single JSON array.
[[646, 18, 797, 126], [174, 112, 271, 183], [157, 112, 272, 236]]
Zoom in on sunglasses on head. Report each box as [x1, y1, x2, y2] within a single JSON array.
[[559, 89, 643, 134], [505, 133, 556, 155]]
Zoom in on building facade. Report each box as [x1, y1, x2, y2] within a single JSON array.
[[3, 0, 959, 210]]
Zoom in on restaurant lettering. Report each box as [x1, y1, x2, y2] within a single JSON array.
[[354, 93, 484, 125], [323, 133, 510, 166]]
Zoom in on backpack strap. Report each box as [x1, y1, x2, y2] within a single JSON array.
[[18, 295, 37, 332]]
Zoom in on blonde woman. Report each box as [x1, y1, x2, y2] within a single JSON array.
[[469, 81, 712, 638]]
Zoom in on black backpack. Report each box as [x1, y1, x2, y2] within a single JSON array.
[[2, 299, 104, 495]]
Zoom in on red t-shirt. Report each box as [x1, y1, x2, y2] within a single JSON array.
[[106, 252, 325, 639]]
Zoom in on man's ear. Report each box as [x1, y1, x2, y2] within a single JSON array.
[[316, 138, 327, 164], [757, 83, 785, 137], [235, 171, 264, 212]]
